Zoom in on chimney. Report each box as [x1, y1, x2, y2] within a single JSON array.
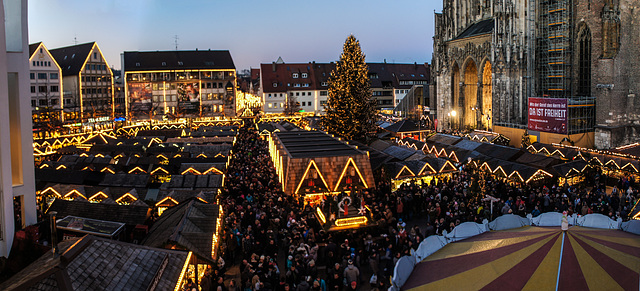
[[49, 211, 59, 257], [272, 62, 276, 72], [384, 59, 387, 64]]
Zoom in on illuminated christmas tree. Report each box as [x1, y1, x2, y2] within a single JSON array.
[[322, 35, 377, 141]]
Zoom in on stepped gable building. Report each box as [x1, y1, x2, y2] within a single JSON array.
[[29, 42, 64, 124], [432, 0, 640, 149], [50, 42, 114, 122], [123, 50, 237, 118]]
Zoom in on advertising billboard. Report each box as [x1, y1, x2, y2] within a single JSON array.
[[128, 82, 152, 112], [528, 97, 567, 134]]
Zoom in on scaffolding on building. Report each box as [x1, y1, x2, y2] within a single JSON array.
[[536, 0, 595, 135]]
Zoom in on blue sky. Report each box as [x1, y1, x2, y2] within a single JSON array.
[[29, 0, 443, 71]]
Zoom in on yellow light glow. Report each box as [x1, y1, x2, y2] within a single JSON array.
[[155, 196, 179, 207], [64, 189, 87, 200], [128, 166, 147, 174], [334, 158, 368, 191], [316, 207, 327, 224], [101, 167, 115, 174], [508, 171, 524, 182], [151, 167, 169, 175], [88, 192, 108, 201], [41, 187, 62, 198], [115, 193, 138, 204], [295, 160, 330, 194], [174, 251, 193, 291], [40, 164, 50, 169], [334, 216, 368, 227], [203, 167, 223, 175], [525, 169, 553, 184], [440, 160, 457, 173], [418, 163, 437, 176], [181, 167, 202, 175], [395, 165, 416, 179], [196, 153, 208, 158]]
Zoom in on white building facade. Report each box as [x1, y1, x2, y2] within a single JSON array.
[[29, 42, 63, 124], [0, 0, 37, 258]]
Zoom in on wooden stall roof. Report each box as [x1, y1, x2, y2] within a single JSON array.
[[143, 198, 219, 263], [0, 235, 189, 291], [275, 131, 364, 158], [46, 198, 149, 225]]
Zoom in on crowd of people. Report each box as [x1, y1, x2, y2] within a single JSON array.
[[195, 125, 640, 291]]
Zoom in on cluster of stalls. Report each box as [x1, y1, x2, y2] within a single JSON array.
[[267, 130, 377, 231], [390, 131, 640, 188], [32, 125, 237, 289]]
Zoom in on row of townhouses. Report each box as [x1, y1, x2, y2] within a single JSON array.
[[29, 43, 239, 127], [259, 58, 430, 115]]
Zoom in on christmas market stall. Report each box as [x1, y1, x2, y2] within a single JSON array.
[[143, 197, 223, 289], [268, 131, 376, 230]]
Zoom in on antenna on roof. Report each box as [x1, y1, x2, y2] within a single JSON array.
[[174, 35, 179, 51], [74, 34, 77, 45]]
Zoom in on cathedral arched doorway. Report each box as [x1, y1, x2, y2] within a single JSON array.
[[463, 60, 478, 129], [451, 63, 461, 130], [482, 61, 492, 130]]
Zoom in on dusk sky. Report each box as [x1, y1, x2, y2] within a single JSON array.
[[29, 0, 443, 71]]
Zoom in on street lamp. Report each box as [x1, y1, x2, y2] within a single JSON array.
[[450, 110, 457, 132]]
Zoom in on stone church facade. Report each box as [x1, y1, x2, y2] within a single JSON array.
[[432, 0, 640, 149]]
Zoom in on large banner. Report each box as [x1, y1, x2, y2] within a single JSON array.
[[528, 97, 568, 134], [128, 82, 152, 112]]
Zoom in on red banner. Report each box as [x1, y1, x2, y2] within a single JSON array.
[[528, 97, 567, 134]]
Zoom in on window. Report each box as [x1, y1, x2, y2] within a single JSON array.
[[37, 73, 47, 79], [396, 90, 400, 94], [136, 62, 140, 67], [39, 99, 47, 106], [51, 99, 58, 105], [38, 86, 47, 93], [162, 62, 166, 66], [50, 86, 59, 92], [178, 61, 183, 66], [94, 52, 98, 59], [30, 86, 35, 93], [279, 93, 283, 97], [268, 103, 273, 108], [296, 92, 300, 96], [268, 94, 272, 98], [294, 83, 300, 87], [50, 73, 58, 79], [321, 82, 328, 86], [30, 73, 35, 79], [301, 73, 308, 78], [302, 92, 305, 96], [273, 82, 278, 87], [32, 61, 35, 66], [320, 100, 327, 106], [292, 73, 298, 78], [31, 100, 36, 107], [577, 25, 592, 97], [320, 91, 328, 96]]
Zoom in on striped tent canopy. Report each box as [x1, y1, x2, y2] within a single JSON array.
[[402, 226, 640, 290]]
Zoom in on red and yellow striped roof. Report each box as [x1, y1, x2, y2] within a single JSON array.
[[402, 226, 640, 290]]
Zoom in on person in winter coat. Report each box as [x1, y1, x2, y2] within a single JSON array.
[[343, 260, 360, 288]]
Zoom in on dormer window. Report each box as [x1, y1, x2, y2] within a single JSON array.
[[162, 62, 166, 66], [71, 54, 75, 59], [178, 61, 183, 66], [301, 73, 308, 78], [292, 73, 298, 78], [273, 82, 278, 87], [136, 62, 140, 67]]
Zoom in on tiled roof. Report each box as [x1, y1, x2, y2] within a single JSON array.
[[453, 18, 494, 40], [0, 235, 189, 291], [29, 42, 42, 58], [49, 42, 95, 76], [143, 198, 219, 263], [123, 50, 235, 71], [46, 198, 149, 225]]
